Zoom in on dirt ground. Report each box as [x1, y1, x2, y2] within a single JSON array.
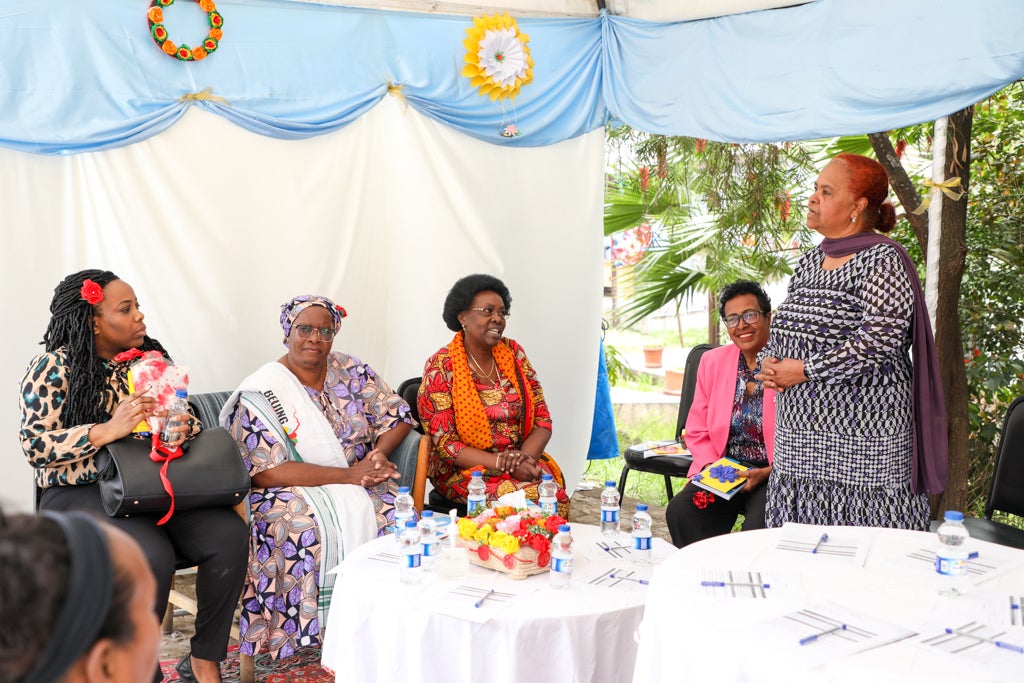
[[159, 487, 673, 661]]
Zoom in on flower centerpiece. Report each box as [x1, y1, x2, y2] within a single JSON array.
[[456, 505, 567, 580]]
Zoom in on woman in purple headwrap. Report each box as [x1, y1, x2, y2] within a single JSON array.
[[220, 295, 414, 662]]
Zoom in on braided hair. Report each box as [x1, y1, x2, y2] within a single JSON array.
[[42, 270, 169, 427]]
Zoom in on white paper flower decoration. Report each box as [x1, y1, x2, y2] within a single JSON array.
[[462, 13, 534, 101]]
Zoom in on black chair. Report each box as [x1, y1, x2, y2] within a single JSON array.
[[400, 376, 468, 516], [936, 396, 1024, 549], [617, 344, 717, 500]]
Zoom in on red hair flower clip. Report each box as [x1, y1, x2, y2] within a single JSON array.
[[80, 279, 104, 305], [336, 305, 348, 318]]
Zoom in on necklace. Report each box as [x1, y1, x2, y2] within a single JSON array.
[[466, 347, 497, 381]]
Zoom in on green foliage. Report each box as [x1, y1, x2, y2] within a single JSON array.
[[605, 131, 817, 327], [603, 342, 636, 387]]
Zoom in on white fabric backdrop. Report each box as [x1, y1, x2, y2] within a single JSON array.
[[0, 97, 604, 511]]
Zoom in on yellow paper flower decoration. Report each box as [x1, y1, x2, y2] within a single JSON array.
[[462, 13, 534, 101]]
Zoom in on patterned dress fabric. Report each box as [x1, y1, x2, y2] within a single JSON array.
[[764, 244, 930, 530], [727, 353, 769, 467], [418, 338, 569, 515], [225, 352, 414, 660]]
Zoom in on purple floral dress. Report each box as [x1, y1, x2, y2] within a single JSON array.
[[226, 352, 413, 660]]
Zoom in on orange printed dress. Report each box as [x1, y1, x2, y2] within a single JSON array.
[[418, 335, 569, 516]]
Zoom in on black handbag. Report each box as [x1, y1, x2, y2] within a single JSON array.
[[95, 427, 250, 520]]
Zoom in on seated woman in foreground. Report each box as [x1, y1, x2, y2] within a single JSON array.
[[418, 273, 569, 516], [0, 508, 160, 683], [221, 294, 414, 661], [665, 280, 777, 548]]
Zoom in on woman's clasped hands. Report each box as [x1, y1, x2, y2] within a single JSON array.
[[757, 357, 808, 393], [495, 449, 543, 482], [352, 448, 401, 488]]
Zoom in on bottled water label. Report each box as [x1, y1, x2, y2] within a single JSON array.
[[633, 536, 652, 551], [935, 555, 966, 577], [468, 496, 485, 514], [402, 550, 422, 569], [540, 500, 556, 515], [551, 557, 573, 575], [601, 508, 620, 524], [423, 540, 439, 557]]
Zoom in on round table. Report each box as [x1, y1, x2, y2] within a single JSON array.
[[633, 524, 1024, 683], [321, 523, 674, 683]]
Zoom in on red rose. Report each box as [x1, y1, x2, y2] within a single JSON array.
[[477, 545, 490, 561], [528, 534, 550, 554], [536, 551, 550, 568], [502, 553, 516, 570], [544, 515, 566, 535], [693, 491, 716, 509], [80, 279, 104, 305], [113, 348, 144, 364]]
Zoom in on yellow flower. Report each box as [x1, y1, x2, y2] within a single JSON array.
[[473, 523, 494, 544], [490, 531, 520, 554], [457, 518, 478, 540]]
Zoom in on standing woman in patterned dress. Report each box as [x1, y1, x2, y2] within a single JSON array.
[[758, 153, 947, 529]]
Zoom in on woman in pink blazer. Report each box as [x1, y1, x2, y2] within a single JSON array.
[[665, 281, 777, 547]]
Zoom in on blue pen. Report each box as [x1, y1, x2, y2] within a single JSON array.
[[474, 589, 495, 608], [945, 628, 1024, 654], [609, 573, 650, 585], [799, 623, 846, 645], [811, 533, 829, 554], [967, 551, 979, 560], [700, 580, 771, 589]]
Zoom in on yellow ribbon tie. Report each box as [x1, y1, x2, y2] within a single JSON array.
[[911, 176, 964, 214], [387, 79, 408, 109], [178, 87, 231, 107]]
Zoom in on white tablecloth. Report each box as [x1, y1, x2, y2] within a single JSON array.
[[321, 523, 674, 683], [633, 524, 1024, 683]]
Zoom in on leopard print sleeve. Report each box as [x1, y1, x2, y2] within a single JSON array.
[[19, 351, 101, 487]]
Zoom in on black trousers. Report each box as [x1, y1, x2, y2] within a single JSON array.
[[664, 479, 768, 548], [41, 483, 248, 661]]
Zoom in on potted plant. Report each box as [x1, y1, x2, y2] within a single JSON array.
[[642, 344, 664, 368], [663, 367, 685, 395]]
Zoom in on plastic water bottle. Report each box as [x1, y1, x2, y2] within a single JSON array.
[[467, 469, 486, 514], [935, 510, 971, 596], [160, 389, 189, 449], [550, 523, 573, 589], [398, 520, 422, 584], [631, 503, 653, 565], [394, 486, 414, 536], [538, 473, 558, 515], [418, 510, 439, 572], [600, 481, 621, 536]]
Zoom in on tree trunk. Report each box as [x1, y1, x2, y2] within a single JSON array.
[[707, 290, 720, 346], [933, 107, 973, 515], [869, 107, 973, 516]]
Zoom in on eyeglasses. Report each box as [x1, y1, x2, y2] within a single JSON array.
[[724, 310, 765, 329], [293, 324, 337, 341], [468, 307, 511, 320]]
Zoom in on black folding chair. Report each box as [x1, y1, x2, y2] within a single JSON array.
[[617, 344, 717, 499]]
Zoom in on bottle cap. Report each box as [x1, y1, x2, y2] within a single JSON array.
[[943, 510, 964, 522], [605, 480, 616, 487], [636, 503, 648, 512], [405, 520, 417, 528], [398, 486, 410, 494], [422, 510, 434, 517], [542, 473, 553, 481], [558, 524, 570, 532], [175, 388, 188, 398]]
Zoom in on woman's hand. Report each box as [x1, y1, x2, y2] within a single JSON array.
[[151, 407, 191, 446], [743, 465, 772, 492], [511, 459, 543, 483], [90, 394, 159, 446], [757, 357, 808, 393], [350, 448, 400, 487]]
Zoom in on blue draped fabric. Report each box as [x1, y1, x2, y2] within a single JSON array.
[[588, 340, 620, 460], [2, 0, 1024, 154]]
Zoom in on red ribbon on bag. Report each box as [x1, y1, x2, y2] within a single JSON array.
[[149, 433, 184, 525]]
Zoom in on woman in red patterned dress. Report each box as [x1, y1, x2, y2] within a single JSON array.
[[418, 274, 569, 516]]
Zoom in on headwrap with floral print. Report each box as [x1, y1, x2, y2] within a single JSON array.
[[279, 294, 347, 345]]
